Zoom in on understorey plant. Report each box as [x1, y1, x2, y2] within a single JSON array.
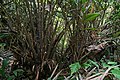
[[0, 0, 120, 79]]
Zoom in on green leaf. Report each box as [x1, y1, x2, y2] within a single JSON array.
[[82, 63, 91, 69], [13, 69, 24, 77], [7, 75, 15, 80], [0, 68, 5, 77], [47, 77, 52, 80], [0, 43, 6, 47], [111, 69, 120, 79], [84, 13, 100, 21], [112, 31, 120, 38], [69, 62, 81, 75], [0, 33, 9, 39], [82, 7, 86, 12], [81, 0, 87, 4], [14, 69, 24, 72], [13, 70, 18, 76], [88, 60, 99, 68], [102, 63, 110, 68], [108, 62, 117, 65], [82, 28, 97, 31], [74, 0, 87, 4], [2, 59, 9, 69]]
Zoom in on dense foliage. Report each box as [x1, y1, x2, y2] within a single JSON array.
[[0, 0, 120, 80]]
